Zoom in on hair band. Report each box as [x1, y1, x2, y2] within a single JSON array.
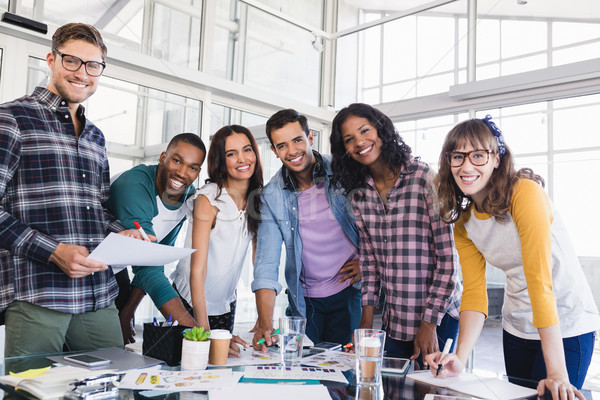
[[477, 115, 505, 157]]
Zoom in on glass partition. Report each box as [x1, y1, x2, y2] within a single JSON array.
[[242, 5, 322, 106]]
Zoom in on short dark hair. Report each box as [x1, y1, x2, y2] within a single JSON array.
[[265, 109, 309, 146], [167, 133, 206, 157], [52, 23, 107, 59]]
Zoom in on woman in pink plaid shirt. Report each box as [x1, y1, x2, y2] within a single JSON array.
[[330, 103, 462, 368]]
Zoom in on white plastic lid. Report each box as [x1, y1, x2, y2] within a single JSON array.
[[210, 329, 232, 339], [359, 336, 381, 348]]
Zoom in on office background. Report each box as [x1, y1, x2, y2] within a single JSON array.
[[0, 0, 598, 386]]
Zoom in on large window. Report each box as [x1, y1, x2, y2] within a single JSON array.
[[242, 5, 323, 106], [150, 1, 202, 68], [336, 0, 600, 106], [336, 1, 467, 106], [400, 93, 600, 257]]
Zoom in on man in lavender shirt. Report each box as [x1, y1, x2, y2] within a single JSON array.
[[251, 109, 362, 349]]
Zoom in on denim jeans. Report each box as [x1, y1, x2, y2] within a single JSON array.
[[383, 313, 459, 367], [503, 329, 595, 389], [304, 286, 361, 345]]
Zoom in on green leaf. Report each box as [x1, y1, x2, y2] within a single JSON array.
[[182, 326, 211, 341]]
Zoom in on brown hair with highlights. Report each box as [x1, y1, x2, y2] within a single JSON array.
[[52, 23, 107, 59], [435, 118, 544, 224]]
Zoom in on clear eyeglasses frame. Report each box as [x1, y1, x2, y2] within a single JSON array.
[[53, 49, 106, 77], [446, 149, 494, 167]]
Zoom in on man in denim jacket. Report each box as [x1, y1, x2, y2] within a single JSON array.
[[251, 109, 361, 349]]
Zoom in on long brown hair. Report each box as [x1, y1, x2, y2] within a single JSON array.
[[435, 118, 544, 223], [206, 125, 263, 235]]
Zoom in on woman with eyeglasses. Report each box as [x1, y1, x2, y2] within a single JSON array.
[[330, 103, 462, 366], [425, 116, 598, 400]]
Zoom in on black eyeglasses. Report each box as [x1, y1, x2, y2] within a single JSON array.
[[53, 49, 106, 77], [446, 149, 494, 167]]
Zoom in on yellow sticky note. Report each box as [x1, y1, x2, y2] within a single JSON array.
[[9, 366, 51, 378]]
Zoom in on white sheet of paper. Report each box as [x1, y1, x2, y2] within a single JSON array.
[[88, 232, 195, 266], [209, 383, 330, 400], [407, 371, 537, 400], [118, 368, 234, 391], [301, 350, 355, 371]]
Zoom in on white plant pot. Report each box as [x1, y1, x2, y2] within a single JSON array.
[[181, 338, 210, 370]]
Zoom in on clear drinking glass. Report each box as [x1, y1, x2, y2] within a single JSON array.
[[354, 329, 386, 387], [278, 316, 306, 365]]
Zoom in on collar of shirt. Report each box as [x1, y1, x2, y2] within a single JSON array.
[[282, 150, 325, 192], [32, 86, 87, 123], [364, 155, 419, 189]]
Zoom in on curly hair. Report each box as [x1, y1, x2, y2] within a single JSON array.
[[330, 103, 412, 193], [435, 118, 544, 224], [206, 125, 263, 235]]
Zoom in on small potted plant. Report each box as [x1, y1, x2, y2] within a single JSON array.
[[181, 326, 211, 370]]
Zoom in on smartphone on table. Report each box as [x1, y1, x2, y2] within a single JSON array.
[[63, 354, 111, 368], [381, 357, 410, 375]]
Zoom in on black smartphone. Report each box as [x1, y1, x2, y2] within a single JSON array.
[[312, 342, 343, 351], [63, 354, 111, 368]]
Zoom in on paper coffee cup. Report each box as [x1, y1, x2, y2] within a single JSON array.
[[359, 336, 381, 379], [209, 329, 232, 365]]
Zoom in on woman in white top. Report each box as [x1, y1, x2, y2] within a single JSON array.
[[171, 125, 263, 355]]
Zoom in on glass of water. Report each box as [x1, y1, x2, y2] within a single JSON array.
[[278, 316, 306, 365]]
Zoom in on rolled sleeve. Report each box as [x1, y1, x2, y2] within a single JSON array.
[[251, 196, 284, 294]]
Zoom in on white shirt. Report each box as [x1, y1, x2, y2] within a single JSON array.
[[171, 183, 253, 315]]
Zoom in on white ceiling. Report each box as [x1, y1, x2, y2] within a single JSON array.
[[343, 0, 600, 22]]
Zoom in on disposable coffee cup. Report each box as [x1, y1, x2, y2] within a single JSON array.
[[208, 329, 232, 365], [359, 336, 381, 379]]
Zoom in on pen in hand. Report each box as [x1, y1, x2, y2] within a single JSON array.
[[436, 338, 453, 376], [257, 329, 280, 345], [133, 221, 151, 242]]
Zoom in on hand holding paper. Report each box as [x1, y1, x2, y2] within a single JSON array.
[[88, 233, 194, 266]]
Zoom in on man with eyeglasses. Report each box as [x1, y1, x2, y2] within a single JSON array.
[[0, 23, 143, 356]]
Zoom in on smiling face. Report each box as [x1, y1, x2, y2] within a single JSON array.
[[270, 121, 314, 176], [450, 140, 500, 208], [46, 39, 103, 110], [225, 132, 256, 183], [156, 141, 205, 204], [340, 115, 383, 167]]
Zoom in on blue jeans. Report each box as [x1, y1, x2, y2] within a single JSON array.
[[383, 314, 459, 367], [503, 329, 595, 389], [304, 286, 361, 345]]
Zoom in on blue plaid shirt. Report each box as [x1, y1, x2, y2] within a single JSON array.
[[0, 87, 125, 314]]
